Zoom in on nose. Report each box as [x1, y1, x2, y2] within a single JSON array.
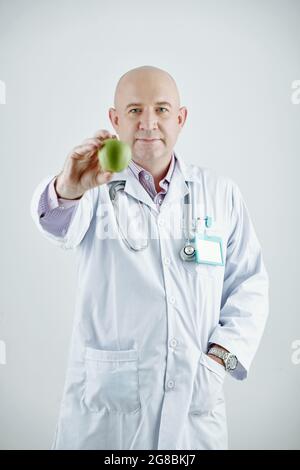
[[137, 109, 159, 132]]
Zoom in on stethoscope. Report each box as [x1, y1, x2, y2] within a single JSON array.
[[179, 175, 212, 262], [108, 175, 212, 261], [109, 181, 149, 252]]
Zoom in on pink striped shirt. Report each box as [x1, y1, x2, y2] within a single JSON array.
[[38, 152, 176, 237], [127, 152, 176, 209]]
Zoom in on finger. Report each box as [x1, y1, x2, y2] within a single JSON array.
[[94, 132, 118, 144], [93, 129, 112, 140], [71, 144, 100, 160], [95, 170, 114, 185], [81, 137, 105, 147]]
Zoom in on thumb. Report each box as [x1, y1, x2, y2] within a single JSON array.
[[104, 172, 113, 180], [97, 171, 113, 185]]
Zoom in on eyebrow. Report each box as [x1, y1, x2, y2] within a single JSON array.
[[125, 101, 172, 110]]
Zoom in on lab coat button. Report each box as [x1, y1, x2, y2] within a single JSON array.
[[169, 296, 175, 305], [158, 219, 165, 227], [169, 338, 178, 348], [164, 257, 170, 266], [167, 380, 175, 389]]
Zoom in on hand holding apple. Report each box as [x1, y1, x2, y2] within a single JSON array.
[[55, 129, 118, 200]]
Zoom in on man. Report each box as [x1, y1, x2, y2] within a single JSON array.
[[30, 65, 269, 450]]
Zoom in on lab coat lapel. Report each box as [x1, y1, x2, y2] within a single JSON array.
[[160, 154, 192, 210]]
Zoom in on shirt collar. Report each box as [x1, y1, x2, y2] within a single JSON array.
[[128, 152, 176, 184]]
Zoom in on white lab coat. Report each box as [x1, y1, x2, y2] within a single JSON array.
[[30, 154, 269, 450]]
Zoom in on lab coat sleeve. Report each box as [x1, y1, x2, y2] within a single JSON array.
[[208, 180, 269, 380], [30, 174, 96, 250]]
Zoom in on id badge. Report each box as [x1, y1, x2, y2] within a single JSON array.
[[195, 233, 224, 266]]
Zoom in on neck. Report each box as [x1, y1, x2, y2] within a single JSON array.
[[133, 153, 173, 192]]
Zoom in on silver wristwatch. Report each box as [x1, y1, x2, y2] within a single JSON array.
[[208, 346, 238, 372]]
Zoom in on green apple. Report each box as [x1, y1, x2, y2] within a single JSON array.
[[98, 138, 132, 172]]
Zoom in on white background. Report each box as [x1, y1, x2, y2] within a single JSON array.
[[0, 0, 299, 449]]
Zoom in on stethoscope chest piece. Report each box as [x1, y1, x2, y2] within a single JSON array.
[[180, 243, 196, 261]]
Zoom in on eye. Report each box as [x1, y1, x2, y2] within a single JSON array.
[[128, 107, 169, 114]]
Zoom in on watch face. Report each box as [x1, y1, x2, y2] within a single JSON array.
[[227, 355, 238, 370]]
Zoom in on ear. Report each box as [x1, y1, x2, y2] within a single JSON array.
[[109, 107, 119, 130], [178, 106, 188, 128]]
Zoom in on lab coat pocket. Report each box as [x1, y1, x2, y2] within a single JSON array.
[[83, 347, 141, 414], [189, 351, 226, 415]]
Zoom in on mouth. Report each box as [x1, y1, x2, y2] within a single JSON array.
[[136, 139, 162, 143]]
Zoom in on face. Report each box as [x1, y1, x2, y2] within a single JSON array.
[[109, 70, 187, 166]]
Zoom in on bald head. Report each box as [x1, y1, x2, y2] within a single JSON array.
[[109, 65, 187, 167], [113, 65, 181, 111]]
